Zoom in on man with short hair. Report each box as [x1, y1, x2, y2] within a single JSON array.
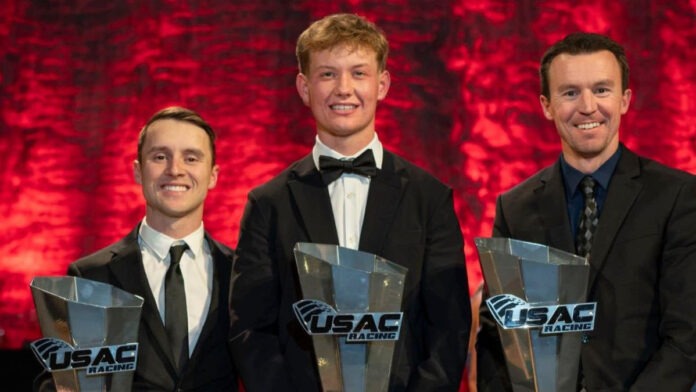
[[229, 13, 471, 392], [477, 33, 696, 391], [55, 107, 237, 390]]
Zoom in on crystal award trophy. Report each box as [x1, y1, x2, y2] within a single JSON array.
[[30, 276, 144, 391], [475, 237, 596, 392], [292, 243, 408, 392]]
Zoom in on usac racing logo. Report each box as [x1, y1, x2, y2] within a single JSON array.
[[30, 337, 138, 375], [486, 294, 596, 334], [293, 299, 403, 342]]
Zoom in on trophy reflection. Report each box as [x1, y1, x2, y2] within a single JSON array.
[[293, 243, 407, 392], [30, 276, 144, 391], [475, 237, 596, 392]]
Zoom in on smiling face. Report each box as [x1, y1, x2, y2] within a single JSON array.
[[296, 44, 390, 155], [134, 119, 219, 232], [540, 50, 632, 172]]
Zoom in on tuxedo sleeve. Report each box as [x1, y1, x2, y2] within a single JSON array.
[[228, 191, 294, 392], [476, 195, 513, 392], [407, 189, 472, 391], [632, 178, 696, 389]]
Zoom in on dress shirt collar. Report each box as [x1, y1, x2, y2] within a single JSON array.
[[138, 218, 206, 261], [560, 145, 622, 198], [312, 133, 384, 171]]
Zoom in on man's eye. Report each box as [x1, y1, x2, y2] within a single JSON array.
[[320, 71, 334, 78], [186, 156, 200, 163], [153, 154, 167, 161], [563, 90, 578, 97]]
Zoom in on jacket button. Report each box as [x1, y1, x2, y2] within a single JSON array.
[[581, 334, 590, 344]]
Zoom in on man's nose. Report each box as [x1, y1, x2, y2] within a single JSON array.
[[579, 90, 597, 114], [334, 73, 352, 96], [166, 157, 184, 176]]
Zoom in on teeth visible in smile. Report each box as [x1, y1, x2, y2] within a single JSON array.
[[163, 185, 187, 192], [331, 104, 357, 111], [577, 122, 600, 130]]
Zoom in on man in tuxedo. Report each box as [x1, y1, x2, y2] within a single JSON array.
[[476, 33, 696, 390], [38, 107, 237, 391], [229, 13, 471, 392]]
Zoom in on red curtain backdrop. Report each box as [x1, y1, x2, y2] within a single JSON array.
[[1, 0, 695, 352]]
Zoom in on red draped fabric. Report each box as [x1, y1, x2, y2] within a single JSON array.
[[1, 1, 694, 362]]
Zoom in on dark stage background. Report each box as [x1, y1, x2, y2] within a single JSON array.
[[1, 0, 695, 388]]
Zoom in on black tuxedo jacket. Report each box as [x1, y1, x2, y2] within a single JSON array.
[[477, 146, 696, 391], [229, 150, 471, 392], [66, 226, 237, 391]]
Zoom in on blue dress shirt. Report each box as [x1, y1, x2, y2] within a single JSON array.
[[561, 146, 622, 238]]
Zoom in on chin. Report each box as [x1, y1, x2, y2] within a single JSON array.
[[576, 146, 610, 159], [159, 206, 195, 218]]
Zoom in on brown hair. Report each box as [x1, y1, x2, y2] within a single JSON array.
[[296, 13, 389, 74], [540, 32, 629, 99], [137, 106, 217, 166]]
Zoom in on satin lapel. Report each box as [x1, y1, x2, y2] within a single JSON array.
[[288, 154, 340, 244], [587, 149, 642, 291], [359, 151, 406, 255], [535, 163, 575, 253], [107, 230, 178, 376]]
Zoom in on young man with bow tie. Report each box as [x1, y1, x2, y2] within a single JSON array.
[[229, 13, 471, 392]]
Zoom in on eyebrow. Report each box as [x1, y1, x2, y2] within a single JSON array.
[[182, 148, 205, 158], [314, 63, 370, 71], [146, 146, 206, 156], [145, 146, 168, 154], [556, 79, 616, 91]]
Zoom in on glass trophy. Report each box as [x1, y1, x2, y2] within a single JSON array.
[[30, 276, 144, 391], [293, 243, 408, 392], [475, 237, 595, 392]]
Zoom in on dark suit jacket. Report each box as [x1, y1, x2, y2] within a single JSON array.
[[477, 146, 696, 391], [66, 226, 237, 391], [229, 150, 471, 392]]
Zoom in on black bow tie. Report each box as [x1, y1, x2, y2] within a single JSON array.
[[319, 149, 378, 185]]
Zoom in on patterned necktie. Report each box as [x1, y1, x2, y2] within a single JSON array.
[[576, 176, 598, 258], [165, 243, 189, 372], [319, 149, 378, 185]]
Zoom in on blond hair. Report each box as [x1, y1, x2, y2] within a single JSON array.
[[296, 13, 389, 74]]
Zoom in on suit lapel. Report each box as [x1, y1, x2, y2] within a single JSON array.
[[535, 163, 575, 253], [587, 149, 642, 290], [286, 150, 406, 254], [359, 151, 406, 255], [107, 227, 179, 376], [288, 154, 340, 244], [189, 235, 229, 361]]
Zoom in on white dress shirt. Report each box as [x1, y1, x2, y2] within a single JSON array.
[[138, 219, 213, 356], [312, 134, 384, 249]]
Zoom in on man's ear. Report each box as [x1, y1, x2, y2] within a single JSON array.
[[377, 70, 391, 101], [539, 95, 553, 120], [133, 160, 142, 184], [296, 73, 310, 106], [620, 89, 632, 115], [208, 165, 219, 190]]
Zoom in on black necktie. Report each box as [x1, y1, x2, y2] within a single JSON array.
[[576, 176, 599, 258], [319, 149, 378, 185], [165, 243, 189, 372]]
